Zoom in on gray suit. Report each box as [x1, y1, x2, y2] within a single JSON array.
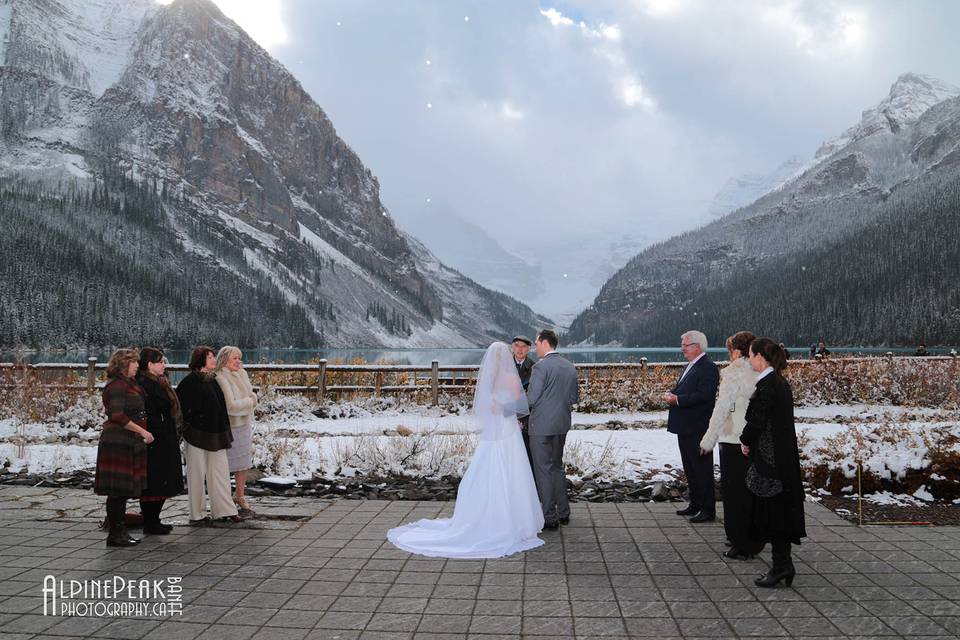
[[526, 352, 579, 525]]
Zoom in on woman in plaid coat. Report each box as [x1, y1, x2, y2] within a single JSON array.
[[94, 349, 155, 547]]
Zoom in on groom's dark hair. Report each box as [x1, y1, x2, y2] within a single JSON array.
[[537, 329, 558, 349]]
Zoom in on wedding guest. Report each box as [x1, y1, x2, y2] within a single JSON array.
[[176, 346, 239, 525], [216, 346, 257, 518], [662, 330, 720, 522], [914, 343, 930, 357], [95, 349, 154, 547], [512, 335, 536, 469], [741, 337, 805, 588], [815, 341, 831, 358], [135, 347, 184, 534], [699, 331, 761, 559]]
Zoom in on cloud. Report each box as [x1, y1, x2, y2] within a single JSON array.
[[209, 0, 289, 50], [539, 6, 655, 111]]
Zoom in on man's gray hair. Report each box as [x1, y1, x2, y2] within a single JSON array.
[[682, 330, 708, 351]]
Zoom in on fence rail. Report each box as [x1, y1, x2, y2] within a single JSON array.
[[0, 354, 956, 406]]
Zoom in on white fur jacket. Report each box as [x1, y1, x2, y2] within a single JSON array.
[[216, 368, 256, 428], [699, 357, 757, 450]]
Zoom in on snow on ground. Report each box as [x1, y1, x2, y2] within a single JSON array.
[[3, 402, 958, 505]]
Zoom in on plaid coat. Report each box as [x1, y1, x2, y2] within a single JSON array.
[[94, 377, 148, 497]]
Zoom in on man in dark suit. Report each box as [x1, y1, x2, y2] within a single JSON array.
[[512, 336, 536, 470], [661, 330, 720, 523]]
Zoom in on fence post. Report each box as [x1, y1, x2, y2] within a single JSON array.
[[86, 357, 97, 392], [431, 360, 439, 406], [375, 371, 384, 397], [640, 357, 648, 383], [316, 359, 327, 403]]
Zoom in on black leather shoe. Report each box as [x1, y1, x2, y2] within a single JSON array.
[[543, 522, 559, 530], [755, 566, 796, 588], [559, 517, 570, 525], [689, 511, 715, 523], [675, 505, 698, 516], [144, 522, 173, 535], [723, 547, 755, 560]]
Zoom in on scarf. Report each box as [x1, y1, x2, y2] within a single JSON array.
[[142, 370, 181, 419]]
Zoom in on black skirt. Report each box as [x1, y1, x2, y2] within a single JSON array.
[[749, 492, 806, 544]]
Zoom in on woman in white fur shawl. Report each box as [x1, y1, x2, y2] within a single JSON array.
[[699, 331, 761, 560], [216, 346, 258, 517]]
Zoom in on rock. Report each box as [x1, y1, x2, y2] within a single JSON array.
[[395, 425, 413, 437], [649, 482, 671, 501], [258, 476, 297, 489]]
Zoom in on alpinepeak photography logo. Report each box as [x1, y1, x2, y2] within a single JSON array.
[[43, 575, 183, 617]]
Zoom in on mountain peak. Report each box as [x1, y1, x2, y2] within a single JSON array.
[[816, 72, 960, 160]]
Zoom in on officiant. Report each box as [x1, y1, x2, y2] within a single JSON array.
[[512, 336, 536, 468]]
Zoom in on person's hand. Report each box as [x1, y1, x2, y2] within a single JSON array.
[[143, 431, 155, 445], [250, 395, 258, 408], [741, 444, 750, 456], [661, 392, 678, 406], [699, 447, 709, 456]]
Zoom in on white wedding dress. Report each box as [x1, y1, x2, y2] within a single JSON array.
[[387, 342, 544, 559]]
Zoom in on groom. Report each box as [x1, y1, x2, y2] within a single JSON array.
[[526, 329, 579, 530]]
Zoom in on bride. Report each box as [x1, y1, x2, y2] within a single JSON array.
[[387, 342, 545, 558]]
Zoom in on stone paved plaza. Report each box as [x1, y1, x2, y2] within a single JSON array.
[[2, 487, 960, 639]]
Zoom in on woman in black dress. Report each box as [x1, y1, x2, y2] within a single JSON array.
[[95, 349, 154, 547], [135, 347, 185, 534], [740, 337, 806, 587]]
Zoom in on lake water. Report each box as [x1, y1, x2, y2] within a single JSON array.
[[2, 346, 952, 366]]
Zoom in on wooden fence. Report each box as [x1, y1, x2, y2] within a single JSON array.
[[0, 354, 956, 406]]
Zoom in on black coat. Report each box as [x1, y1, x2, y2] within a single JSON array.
[[515, 356, 535, 390], [740, 372, 806, 543], [136, 373, 185, 498], [666, 356, 720, 437], [176, 372, 233, 452]]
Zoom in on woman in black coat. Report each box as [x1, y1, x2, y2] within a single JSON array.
[[740, 337, 806, 588], [135, 347, 185, 534], [176, 346, 239, 524]]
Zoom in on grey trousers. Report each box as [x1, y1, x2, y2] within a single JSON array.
[[530, 433, 569, 524]]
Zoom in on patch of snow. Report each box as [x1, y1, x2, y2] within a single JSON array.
[[218, 212, 278, 249]]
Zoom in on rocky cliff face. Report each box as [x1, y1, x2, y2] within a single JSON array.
[[567, 73, 960, 346], [0, 0, 550, 348]]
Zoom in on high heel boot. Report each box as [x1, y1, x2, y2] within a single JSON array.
[[754, 564, 795, 588]]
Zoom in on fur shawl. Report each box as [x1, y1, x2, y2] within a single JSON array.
[[700, 357, 757, 450]]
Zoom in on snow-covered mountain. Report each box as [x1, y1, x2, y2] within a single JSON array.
[[567, 72, 960, 346], [0, 0, 551, 348], [401, 210, 544, 303], [705, 155, 807, 220]]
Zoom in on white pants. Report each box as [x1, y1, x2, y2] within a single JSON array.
[[183, 442, 238, 520]]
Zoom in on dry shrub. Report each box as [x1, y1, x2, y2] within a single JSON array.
[[787, 357, 960, 408], [327, 431, 476, 478], [0, 363, 90, 422], [564, 438, 626, 478]]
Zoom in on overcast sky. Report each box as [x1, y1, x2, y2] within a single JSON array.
[[209, 0, 960, 253]]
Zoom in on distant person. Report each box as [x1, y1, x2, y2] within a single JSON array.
[[815, 341, 831, 358], [216, 346, 258, 518], [662, 330, 720, 523], [527, 329, 580, 529], [808, 343, 817, 359], [741, 337, 805, 588], [177, 346, 239, 525], [95, 349, 153, 547], [512, 336, 536, 469], [135, 347, 184, 535], [914, 343, 930, 357], [699, 331, 761, 559]]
